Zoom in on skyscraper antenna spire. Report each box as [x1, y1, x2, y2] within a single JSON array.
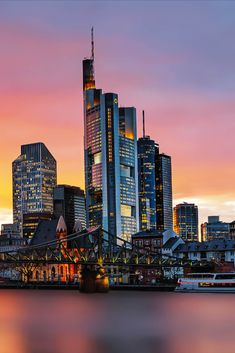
[[91, 27, 94, 61], [142, 110, 145, 138]]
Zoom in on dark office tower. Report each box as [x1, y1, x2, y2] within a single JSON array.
[[83, 30, 138, 241], [156, 153, 173, 231], [12, 142, 57, 237], [53, 185, 86, 234], [173, 202, 198, 242], [119, 108, 139, 239], [138, 136, 157, 231], [23, 212, 52, 239]]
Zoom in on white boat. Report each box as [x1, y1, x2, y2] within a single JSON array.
[[175, 272, 235, 293]]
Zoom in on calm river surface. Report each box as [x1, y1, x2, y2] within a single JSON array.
[[0, 290, 234, 353]]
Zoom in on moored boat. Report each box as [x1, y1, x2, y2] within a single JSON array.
[[175, 272, 235, 292]]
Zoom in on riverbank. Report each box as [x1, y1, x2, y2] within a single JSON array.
[[0, 282, 176, 291]]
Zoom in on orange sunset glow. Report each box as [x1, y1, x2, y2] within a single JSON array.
[[1, 1, 235, 228]]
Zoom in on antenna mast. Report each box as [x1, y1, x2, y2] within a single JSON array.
[[142, 110, 145, 138], [91, 27, 94, 61]]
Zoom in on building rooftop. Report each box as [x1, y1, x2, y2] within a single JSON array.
[[132, 230, 163, 239], [30, 219, 59, 246], [162, 237, 180, 249], [175, 239, 235, 253]]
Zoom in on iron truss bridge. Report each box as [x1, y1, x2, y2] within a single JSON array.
[[0, 226, 213, 269]]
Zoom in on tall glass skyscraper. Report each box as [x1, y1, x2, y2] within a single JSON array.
[[13, 142, 57, 236], [173, 202, 198, 242], [156, 153, 173, 231], [138, 125, 173, 232], [138, 136, 157, 230], [83, 30, 138, 241], [119, 108, 139, 239]]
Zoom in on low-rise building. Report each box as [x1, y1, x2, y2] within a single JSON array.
[[174, 239, 235, 265], [0, 235, 28, 279], [1, 223, 19, 237], [132, 229, 163, 254], [201, 216, 230, 242], [229, 221, 235, 240], [0, 236, 28, 253]]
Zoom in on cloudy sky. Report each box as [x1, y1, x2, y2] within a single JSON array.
[[1, 1, 235, 227]]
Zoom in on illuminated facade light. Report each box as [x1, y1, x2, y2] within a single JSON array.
[[53, 185, 86, 235], [83, 35, 138, 242], [156, 153, 173, 231], [12, 142, 57, 237], [138, 138, 173, 232], [201, 216, 230, 242], [173, 202, 198, 242], [138, 136, 157, 231]]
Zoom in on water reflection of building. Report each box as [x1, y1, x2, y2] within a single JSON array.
[[12, 142, 57, 237]]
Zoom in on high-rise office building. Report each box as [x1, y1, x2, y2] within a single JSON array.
[[201, 216, 230, 242], [138, 136, 157, 230], [83, 29, 138, 241], [13, 142, 57, 236], [173, 202, 198, 242], [137, 112, 173, 231], [156, 153, 173, 231], [119, 107, 139, 239], [53, 185, 86, 234]]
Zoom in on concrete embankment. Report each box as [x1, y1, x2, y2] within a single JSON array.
[[110, 284, 176, 291], [0, 282, 176, 291]]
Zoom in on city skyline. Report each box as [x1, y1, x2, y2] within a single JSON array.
[[1, 1, 235, 228]]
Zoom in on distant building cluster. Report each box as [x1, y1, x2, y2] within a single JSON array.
[[1, 31, 234, 248]]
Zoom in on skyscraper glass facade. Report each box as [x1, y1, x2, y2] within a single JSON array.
[[173, 202, 198, 242], [83, 44, 138, 241], [53, 185, 86, 234], [138, 137, 173, 232], [13, 143, 57, 236], [156, 153, 173, 231], [84, 81, 104, 231], [201, 216, 229, 242], [138, 136, 157, 230], [119, 108, 139, 240]]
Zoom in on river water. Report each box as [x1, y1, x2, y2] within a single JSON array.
[[0, 290, 234, 353]]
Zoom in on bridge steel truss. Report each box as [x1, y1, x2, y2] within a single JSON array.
[[0, 226, 211, 271]]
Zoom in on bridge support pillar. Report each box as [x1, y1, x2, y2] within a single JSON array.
[[79, 266, 109, 293]]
